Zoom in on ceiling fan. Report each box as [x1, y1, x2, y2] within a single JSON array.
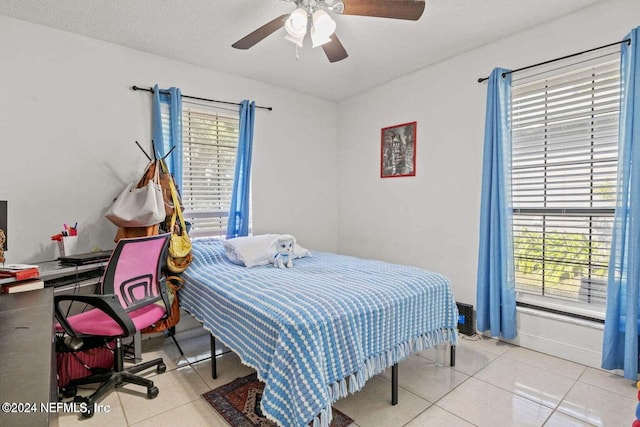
[[232, 0, 426, 63]]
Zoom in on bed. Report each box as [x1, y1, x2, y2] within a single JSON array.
[[179, 238, 459, 427]]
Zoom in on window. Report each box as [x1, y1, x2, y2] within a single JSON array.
[[510, 50, 621, 315], [180, 101, 240, 238]]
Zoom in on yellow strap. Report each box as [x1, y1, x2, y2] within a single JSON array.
[[160, 159, 188, 233]]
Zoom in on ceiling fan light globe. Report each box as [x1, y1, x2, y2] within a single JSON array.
[[310, 26, 331, 48], [285, 7, 308, 35], [285, 23, 306, 38], [312, 9, 336, 38]]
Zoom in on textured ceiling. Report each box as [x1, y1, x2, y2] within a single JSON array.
[[0, 0, 606, 101]]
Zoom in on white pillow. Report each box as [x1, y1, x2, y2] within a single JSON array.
[[224, 234, 277, 267], [223, 234, 311, 267]]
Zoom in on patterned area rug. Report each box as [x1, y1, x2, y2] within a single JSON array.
[[202, 373, 355, 427]]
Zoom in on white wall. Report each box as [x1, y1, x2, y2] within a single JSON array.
[[0, 15, 338, 263], [336, 0, 640, 368], [3, 1, 638, 370]]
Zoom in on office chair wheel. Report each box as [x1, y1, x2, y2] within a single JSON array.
[[147, 386, 159, 399], [74, 396, 94, 418], [81, 405, 95, 418], [157, 362, 166, 374], [62, 385, 77, 398]]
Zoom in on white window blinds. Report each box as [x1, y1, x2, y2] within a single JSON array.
[[511, 51, 621, 310], [180, 101, 239, 238]]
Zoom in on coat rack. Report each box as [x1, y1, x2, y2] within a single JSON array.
[[135, 140, 175, 162]]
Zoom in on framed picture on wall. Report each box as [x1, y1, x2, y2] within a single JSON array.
[[380, 121, 416, 178]]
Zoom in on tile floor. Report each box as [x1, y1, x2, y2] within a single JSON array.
[[58, 312, 639, 427]]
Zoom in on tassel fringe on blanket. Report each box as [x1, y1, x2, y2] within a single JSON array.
[[311, 328, 458, 427]]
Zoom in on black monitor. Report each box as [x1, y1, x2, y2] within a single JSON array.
[[0, 201, 6, 251]]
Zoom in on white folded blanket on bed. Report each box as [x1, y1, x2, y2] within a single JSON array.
[[223, 234, 311, 267]]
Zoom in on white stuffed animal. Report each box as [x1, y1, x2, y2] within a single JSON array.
[[272, 234, 295, 269]]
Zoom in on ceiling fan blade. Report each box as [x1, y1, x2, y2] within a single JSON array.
[[232, 14, 289, 49], [342, 0, 425, 20], [322, 34, 349, 63]]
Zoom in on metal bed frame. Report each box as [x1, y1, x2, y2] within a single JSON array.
[[209, 334, 456, 406]]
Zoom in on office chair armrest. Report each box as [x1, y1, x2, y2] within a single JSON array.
[[158, 275, 172, 314], [54, 293, 137, 338]]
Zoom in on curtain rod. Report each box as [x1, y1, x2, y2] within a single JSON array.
[[131, 85, 273, 111], [477, 38, 631, 83]]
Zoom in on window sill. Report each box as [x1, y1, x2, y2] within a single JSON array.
[[516, 291, 605, 323]]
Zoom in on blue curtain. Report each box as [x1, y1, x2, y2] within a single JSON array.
[[152, 84, 183, 190], [226, 100, 256, 239], [476, 68, 517, 340], [602, 27, 640, 380]]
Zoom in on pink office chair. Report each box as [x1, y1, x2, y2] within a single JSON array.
[[54, 233, 171, 418]]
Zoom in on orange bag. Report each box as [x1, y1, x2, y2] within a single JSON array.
[[114, 224, 159, 242], [141, 276, 184, 334]]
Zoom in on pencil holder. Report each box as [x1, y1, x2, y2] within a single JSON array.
[[57, 236, 78, 257]]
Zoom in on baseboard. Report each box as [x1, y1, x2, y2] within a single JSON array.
[[502, 307, 605, 369]]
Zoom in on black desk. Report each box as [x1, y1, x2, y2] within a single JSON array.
[[0, 287, 57, 427], [0, 259, 106, 291], [39, 259, 106, 288], [0, 260, 106, 427]]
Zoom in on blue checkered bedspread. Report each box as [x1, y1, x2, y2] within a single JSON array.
[[180, 238, 458, 427]]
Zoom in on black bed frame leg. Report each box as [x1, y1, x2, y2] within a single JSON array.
[[450, 345, 456, 367], [210, 334, 217, 379], [391, 363, 398, 405]]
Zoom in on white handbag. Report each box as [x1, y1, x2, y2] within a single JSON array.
[[105, 161, 166, 227]]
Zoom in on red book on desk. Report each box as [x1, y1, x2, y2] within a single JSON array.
[[0, 267, 40, 281], [1, 278, 45, 294]]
